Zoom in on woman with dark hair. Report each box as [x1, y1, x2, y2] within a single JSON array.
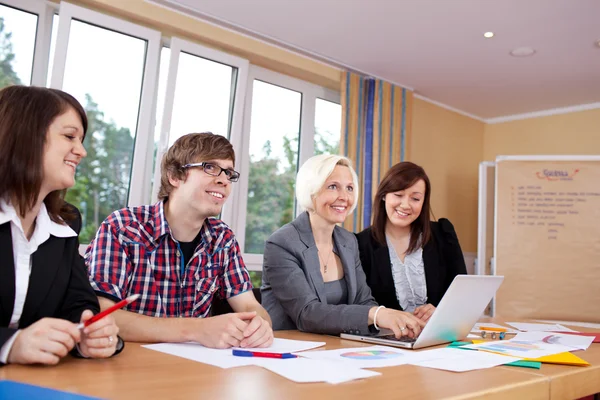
[[356, 162, 467, 323], [0, 85, 120, 365]]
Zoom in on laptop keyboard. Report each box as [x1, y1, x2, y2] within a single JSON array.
[[379, 334, 416, 343]]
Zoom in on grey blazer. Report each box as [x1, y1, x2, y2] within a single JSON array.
[[261, 212, 378, 335]]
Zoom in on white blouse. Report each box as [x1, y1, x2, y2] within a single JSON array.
[[0, 200, 76, 363], [386, 235, 427, 313]]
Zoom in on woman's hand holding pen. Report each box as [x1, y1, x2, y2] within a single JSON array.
[[78, 310, 119, 358]]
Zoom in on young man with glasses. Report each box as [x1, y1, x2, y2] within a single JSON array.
[[85, 133, 273, 349]]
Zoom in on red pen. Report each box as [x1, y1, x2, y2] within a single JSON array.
[[77, 294, 140, 329]]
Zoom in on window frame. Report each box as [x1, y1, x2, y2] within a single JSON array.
[[235, 65, 340, 271], [49, 1, 161, 207]]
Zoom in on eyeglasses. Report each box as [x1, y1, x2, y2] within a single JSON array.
[[182, 162, 240, 182]]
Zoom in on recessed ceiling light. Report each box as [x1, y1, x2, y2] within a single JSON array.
[[510, 47, 536, 57], [595, 39, 600, 48], [483, 32, 494, 39]]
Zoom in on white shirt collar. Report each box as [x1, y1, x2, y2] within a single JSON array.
[[0, 199, 76, 239]]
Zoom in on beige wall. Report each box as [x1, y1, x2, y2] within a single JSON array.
[[410, 98, 485, 253], [409, 104, 600, 253], [484, 109, 600, 160]]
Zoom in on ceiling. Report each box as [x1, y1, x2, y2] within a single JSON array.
[[157, 0, 600, 121]]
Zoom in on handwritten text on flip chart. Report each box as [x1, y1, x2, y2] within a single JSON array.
[[510, 185, 600, 239]]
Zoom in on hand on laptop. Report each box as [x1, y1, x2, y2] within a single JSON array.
[[413, 304, 436, 323], [373, 308, 426, 339]]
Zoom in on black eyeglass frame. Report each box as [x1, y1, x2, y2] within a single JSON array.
[[182, 162, 240, 182]]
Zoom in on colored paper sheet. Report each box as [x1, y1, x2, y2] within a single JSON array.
[[504, 360, 542, 369], [514, 331, 594, 351], [0, 381, 100, 399]]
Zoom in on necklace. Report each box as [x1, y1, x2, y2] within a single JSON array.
[[317, 246, 333, 274]]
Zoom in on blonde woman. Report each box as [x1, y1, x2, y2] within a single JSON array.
[[261, 155, 425, 337]]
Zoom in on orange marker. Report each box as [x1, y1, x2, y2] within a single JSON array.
[[479, 326, 507, 332]]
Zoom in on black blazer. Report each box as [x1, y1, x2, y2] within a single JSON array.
[[0, 206, 100, 357], [355, 218, 467, 310]]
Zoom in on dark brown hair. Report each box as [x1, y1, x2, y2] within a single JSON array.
[[0, 85, 88, 223], [158, 132, 236, 201], [371, 161, 432, 254]]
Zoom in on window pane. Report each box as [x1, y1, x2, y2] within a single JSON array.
[[61, 20, 146, 243], [314, 98, 341, 155], [248, 271, 262, 289], [168, 52, 237, 145], [0, 4, 37, 87], [245, 80, 301, 254]]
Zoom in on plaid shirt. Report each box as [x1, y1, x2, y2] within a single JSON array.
[[85, 201, 252, 318]]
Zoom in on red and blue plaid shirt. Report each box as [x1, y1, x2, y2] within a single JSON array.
[[85, 201, 252, 318]]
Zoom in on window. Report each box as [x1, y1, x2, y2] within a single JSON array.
[[50, 2, 160, 242], [168, 52, 236, 145], [315, 98, 341, 155], [0, 0, 53, 87], [151, 37, 248, 211], [244, 80, 302, 254], [235, 66, 341, 275], [0, 3, 35, 87]]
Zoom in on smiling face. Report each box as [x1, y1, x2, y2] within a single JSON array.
[[40, 107, 87, 197], [384, 179, 426, 231], [312, 165, 355, 225], [169, 158, 233, 219]]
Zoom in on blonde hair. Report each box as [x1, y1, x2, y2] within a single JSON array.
[[295, 154, 359, 213]]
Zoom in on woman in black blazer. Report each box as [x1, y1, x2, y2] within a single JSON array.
[[356, 162, 467, 323], [0, 86, 120, 365]]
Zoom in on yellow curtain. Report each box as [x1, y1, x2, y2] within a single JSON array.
[[340, 72, 413, 233]]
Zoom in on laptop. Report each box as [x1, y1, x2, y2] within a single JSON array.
[[340, 275, 504, 349]]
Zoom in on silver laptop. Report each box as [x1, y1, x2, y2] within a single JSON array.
[[340, 275, 504, 349]]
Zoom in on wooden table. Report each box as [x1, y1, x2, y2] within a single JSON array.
[[0, 331, 553, 400]]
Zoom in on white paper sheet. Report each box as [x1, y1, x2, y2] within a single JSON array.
[[233, 338, 325, 354], [252, 357, 380, 384], [535, 319, 600, 330], [143, 338, 326, 369], [142, 341, 376, 384], [299, 345, 417, 369], [470, 322, 519, 334], [407, 348, 521, 372], [513, 331, 594, 351], [506, 322, 579, 333], [464, 338, 573, 359], [142, 342, 257, 369]]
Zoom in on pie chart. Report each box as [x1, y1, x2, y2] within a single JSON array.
[[340, 350, 402, 360]]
